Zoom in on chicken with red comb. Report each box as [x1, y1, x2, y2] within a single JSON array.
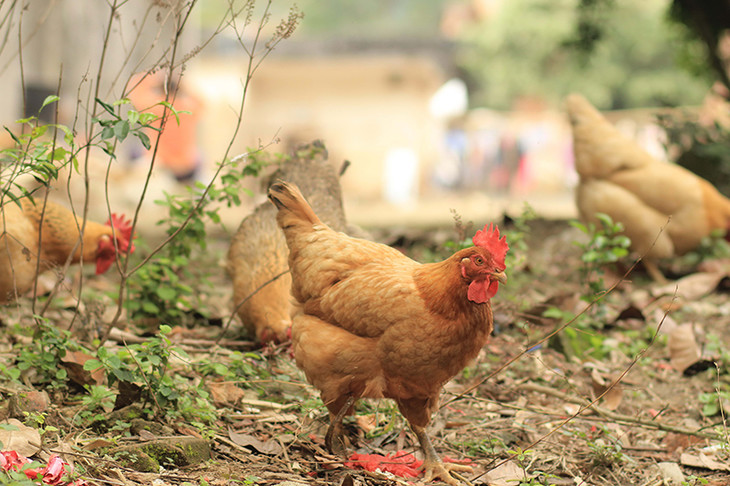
[[269, 181, 508, 485], [96, 213, 135, 274], [0, 199, 135, 302]]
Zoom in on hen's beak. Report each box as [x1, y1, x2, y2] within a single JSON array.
[[491, 270, 507, 284]]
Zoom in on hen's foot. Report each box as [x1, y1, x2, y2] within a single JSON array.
[[411, 424, 472, 485], [324, 422, 347, 456], [422, 460, 473, 486], [325, 395, 355, 456]]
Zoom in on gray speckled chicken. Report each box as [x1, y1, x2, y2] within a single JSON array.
[[226, 141, 350, 343]]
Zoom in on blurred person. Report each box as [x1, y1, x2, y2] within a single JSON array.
[[126, 70, 204, 184]]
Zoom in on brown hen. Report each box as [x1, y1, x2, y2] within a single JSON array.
[[268, 181, 508, 485], [0, 197, 134, 303], [567, 93, 730, 281]]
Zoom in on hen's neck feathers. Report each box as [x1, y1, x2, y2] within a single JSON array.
[[413, 250, 490, 321], [21, 200, 112, 265]]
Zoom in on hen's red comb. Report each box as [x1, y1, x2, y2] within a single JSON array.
[[106, 213, 135, 252], [472, 223, 508, 267]]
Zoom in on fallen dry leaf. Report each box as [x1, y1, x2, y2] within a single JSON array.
[[590, 369, 623, 411], [653, 272, 727, 301], [667, 324, 701, 374], [83, 438, 116, 451], [62, 350, 106, 388], [697, 258, 730, 274], [114, 380, 143, 410], [484, 460, 529, 486], [208, 382, 246, 406], [227, 428, 283, 455], [662, 433, 704, 453], [0, 419, 42, 456], [355, 414, 377, 434], [680, 452, 730, 472]]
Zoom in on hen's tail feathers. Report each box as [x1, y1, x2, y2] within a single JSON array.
[[268, 181, 322, 230]]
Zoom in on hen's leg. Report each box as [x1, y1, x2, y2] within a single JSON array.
[[643, 260, 667, 284], [412, 424, 473, 486], [325, 395, 355, 456]]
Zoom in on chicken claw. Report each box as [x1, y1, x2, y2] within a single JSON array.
[[422, 461, 473, 486], [412, 424, 473, 485], [325, 395, 355, 456]]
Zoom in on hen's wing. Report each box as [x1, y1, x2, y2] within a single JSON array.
[[292, 312, 386, 403], [577, 178, 676, 259], [289, 225, 423, 338]]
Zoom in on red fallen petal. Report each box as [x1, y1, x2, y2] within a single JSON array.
[[41, 454, 67, 484], [346, 451, 423, 478], [1, 450, 31, 471], [1, 451, 85, 485]]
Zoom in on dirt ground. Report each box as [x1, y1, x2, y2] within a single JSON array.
[[1, 219, 730, 486]]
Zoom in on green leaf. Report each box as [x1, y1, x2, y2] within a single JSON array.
[[135, 131, 151, 150], [542, 306, 567, 319], [142, 301, 159, 314], [51, 147, 67, 161], [702, 401, 719, 417], [569, 220, 588, 234], [40, 95, 60, 112], [101, 125, 115, 140], [127, 109, 140, 126], [32, 125, 48, 139], [96, 98, 117, 117], [3, 127, 21, 145], [114, 120, 130, 141], [83, 359, 103, 371], [155, 287, 177, 301]]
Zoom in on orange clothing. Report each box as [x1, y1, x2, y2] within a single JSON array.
[[127, 72, 203, 180]]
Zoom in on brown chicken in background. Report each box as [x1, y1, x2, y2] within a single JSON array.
[[226, 141, 351, 343], [566, 93, 730, 281], [0, 198, 134, 303], [268, 181, 508, 485]]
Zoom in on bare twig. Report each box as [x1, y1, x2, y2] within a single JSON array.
[[517, 381, 721, 440], [469, 291, 688, 483]]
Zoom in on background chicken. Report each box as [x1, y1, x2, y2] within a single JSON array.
[[268, 181, 508, 485], [226, 141, 351, 343], [0, 197, 134, 303], [567, 93, 730, 281]]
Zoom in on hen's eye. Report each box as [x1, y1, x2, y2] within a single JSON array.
[[474, 256, 484, 265]]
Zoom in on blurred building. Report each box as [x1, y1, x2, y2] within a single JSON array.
[[190, 37, 458, 204]]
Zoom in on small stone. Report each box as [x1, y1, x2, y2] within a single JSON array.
[[8, 391, 51, 418], [656, 462, 685, 485]]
